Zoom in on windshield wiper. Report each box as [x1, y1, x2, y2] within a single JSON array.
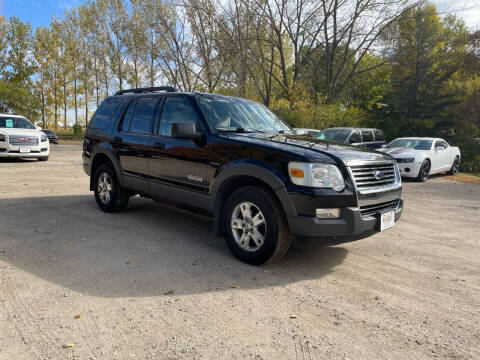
[[217, 127, 267, 133]]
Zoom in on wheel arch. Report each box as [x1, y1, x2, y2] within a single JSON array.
[[90, 146, 124, 190], [211, 163, 296, 236]]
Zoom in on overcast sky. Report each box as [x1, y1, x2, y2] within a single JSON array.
[[433, 0, 480, 29]]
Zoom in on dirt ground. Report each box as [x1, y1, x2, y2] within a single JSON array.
[[0, 145, 479, 360]]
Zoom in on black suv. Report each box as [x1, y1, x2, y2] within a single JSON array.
[[83, 87, 403, 265]]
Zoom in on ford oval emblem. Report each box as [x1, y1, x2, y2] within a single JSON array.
[[374, 170, 385, 180]]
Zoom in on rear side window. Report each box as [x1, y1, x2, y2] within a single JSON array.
[[119, 99, 137, 133], [129, 97, 158, 135], [89, 98, 124, 129], [159, 97, 201, 136], [361, 130, 374, 142], [349, 131, 361, 144], [374, 129, 385, 141]]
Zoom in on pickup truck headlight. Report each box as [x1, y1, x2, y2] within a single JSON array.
[[288, 162, 345, 191], [396, 158, 414, 163], [41, 134, 48, 142], [0, 134, 5, 142]]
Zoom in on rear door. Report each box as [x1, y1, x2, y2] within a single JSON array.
[[361, 130, 375, 149], [148, 96, 210, 195], [373, 129, 386, 149], [116, 96, 160, 193]]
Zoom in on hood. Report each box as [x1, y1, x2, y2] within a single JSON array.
[[379, 147, 419, 158], [0, 128, 42, 136], [222, 133, 393, 164]]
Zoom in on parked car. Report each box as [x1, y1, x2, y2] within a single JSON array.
[[83, 87, 403, 265], [294, 128, 321, 137], [316, 127, 386, 149], [379, 137, 460, 182], [41, 129, 59, 144], [0, 114, 50, 161]]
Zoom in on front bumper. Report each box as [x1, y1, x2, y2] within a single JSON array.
[[397, 161, 422, 178], [0, 144, 50, 158], [287, 199, 403, 244]]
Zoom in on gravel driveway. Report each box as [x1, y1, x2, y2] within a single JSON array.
[[1, 145, 479, 359]]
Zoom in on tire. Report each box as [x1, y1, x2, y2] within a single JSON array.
[[448, 156, 460, 175], [37, 156, 49, 161], [416, 159, 431, 182], [223, 186, 293, 265], [93, 163, 130, 212]]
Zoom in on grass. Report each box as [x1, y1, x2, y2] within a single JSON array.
[[446, 173, 480, 185]]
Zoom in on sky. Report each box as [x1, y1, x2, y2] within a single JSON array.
[[1, 0, 480, 30]]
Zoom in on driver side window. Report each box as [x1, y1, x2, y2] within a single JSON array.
[[159, 97, 201, 136], [348, 131, 361, 144]]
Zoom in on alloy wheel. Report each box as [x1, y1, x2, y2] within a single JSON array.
[[97, 172, 113, 205], [231, 201, 267, 252]]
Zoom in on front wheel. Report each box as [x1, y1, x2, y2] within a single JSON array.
[[93, 163, 130, 212], [416, 160, 431, 182], [223, 186, 293, 265], [448, 157, 460, 175], [37, 156, 49, 161]]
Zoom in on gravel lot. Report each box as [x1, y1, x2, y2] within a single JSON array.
[[1, 145, 479, 360]]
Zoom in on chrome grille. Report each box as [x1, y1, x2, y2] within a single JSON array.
[[360, 200, 399, 217], [8, 135, 39, 146], [349, 162, 396, 189]]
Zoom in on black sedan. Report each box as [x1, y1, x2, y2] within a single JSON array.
[[41, 129, 59, 144]]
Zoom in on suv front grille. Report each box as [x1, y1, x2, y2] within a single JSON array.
[[360, 200, 399, 217], [8, 135, 39, 146], [349, 162, 396, 189]]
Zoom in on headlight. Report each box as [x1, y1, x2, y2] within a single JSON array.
[[288, 162, 345, 191], [0, 134, 5, 142], [41, 134, 48, 142], [396, 158, 414, 163]]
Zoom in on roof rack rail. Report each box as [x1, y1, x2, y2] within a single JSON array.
[[114, 86, 177, 95]]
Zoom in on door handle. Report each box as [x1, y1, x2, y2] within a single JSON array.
[[153, 141, 165, 149]]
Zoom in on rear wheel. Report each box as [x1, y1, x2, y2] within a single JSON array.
[[448, 156, 460, 175], [416, 159, 431, 182], [93, 163, 130, 212], [223, 186, 293, 265]]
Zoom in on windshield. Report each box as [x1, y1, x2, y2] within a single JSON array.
[[316, 129, 351, 142], [197, 96, 293, 133], [0, 116, 35, 129], [387, 139, 432, 150]]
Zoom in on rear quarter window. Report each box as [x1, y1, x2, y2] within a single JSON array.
[[89, 98, 125, 130], [374, 130, 385, 141]]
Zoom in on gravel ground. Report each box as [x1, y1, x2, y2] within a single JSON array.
[[0, 145, 479, 360]]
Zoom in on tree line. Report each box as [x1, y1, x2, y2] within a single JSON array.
[[0, 0, 479, 171]]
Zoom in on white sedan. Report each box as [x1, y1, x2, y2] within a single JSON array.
[[379, 137, 460, 182]]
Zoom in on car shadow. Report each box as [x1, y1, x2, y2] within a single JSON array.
[[0, 195, 348, 298]]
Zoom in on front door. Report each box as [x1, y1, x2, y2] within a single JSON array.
[[148, 96, 210, 197], [116, 96, 159, 193]]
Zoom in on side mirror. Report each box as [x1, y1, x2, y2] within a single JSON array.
[[172, 122, 202, 140], [36, 126, 42, 130], [381, 144, 387, 148]]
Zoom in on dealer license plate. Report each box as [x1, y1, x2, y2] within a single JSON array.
[[380, 211, 395, 231], [19, 147, 31, 153]]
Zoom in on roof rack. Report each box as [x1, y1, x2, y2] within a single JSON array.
[[114, 86, 178, 95]]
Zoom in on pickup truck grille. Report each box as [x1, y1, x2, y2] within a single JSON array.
[[9, 135, 39, 146], [349, 162, 396, 189], [360, 200, 399, 217]]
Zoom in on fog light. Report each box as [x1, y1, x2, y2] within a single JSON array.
[[405, 168, 410, 173], [316, 208, 340, 219]]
